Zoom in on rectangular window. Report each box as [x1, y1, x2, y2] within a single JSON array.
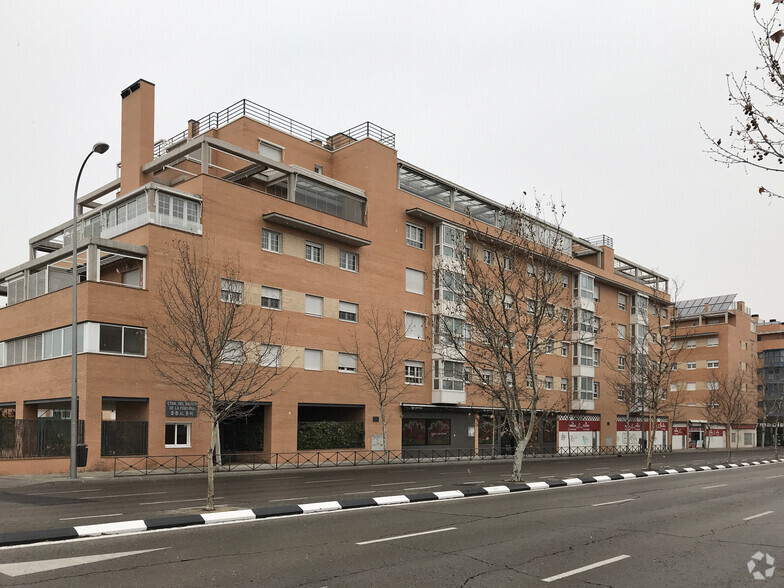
[[164, 423, 191, 448], [464, 368, 472, 384], [98, 324, 146, 356], [617, 385, 626, 400], [405, 313, 425, 339], [618, 354, 626, 370], [262, 229, 281, 253], [435, 270, 463, 302], [593, 382, 600, 399], [259, 344, 281, 368], [483, 249, 492, 264], [504, 294, 513, 309], [593, 348, 600, 367], [482, 370, 493, 385], [618, 324, 627, 340], [261, 286, 281, 310], [406, 223, 425, 249], [305, 295, 323, 317], [686, 382, 696, 392], [339, 250, 358, 272], [687, 362, 696, 370], [561, 378, 568, 392], [707, 337, 719, 347], [561, 342, 569, 357], [402, 418, 451, 446], [433, 360, 464, 391], [338, 352, 357, 373], [405, 360, 424, 385], [304, 349, 322, 371], [579, 274, 594, 299], [707, 360, 719, 369], [221, 340, 244, 364], [503, 257, 513, 271], [686, 339, 696, 349], [593, 284, 600, 302], [405, 268, 425, 295], [339, 301, 358, 322], [618, 293, 628, 311], [545, 376, 553, 390], [305, 241, 323, 264], [220, 278, 243, 304], [707, 381, 719, 390]]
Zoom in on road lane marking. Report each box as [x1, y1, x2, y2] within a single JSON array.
[[592, 499, 635, 507], [29, 489, 102, 495], [343, 490, 376, 495], [371, 482, 416, 487], [542, 554, 630, 582], [269, 497, 309, 502], [403, 485, 442, 491], [702, 484, 727, 489], [356, 527, 456, 545], [303, 479, 352, 484], [59, 513, 123, 521], [139, 497, 223, 505], [767, 474, 784, 479], [0, 548, 169, 577], [86, 492, 166, 499], [744, 511, 774, 521]]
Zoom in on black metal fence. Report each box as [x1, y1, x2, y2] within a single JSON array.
[[113, 444, 670, 476], [0, 419, 84, 458], [101, 421, 148, 456]]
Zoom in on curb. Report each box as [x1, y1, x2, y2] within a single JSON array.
[[2, 458, 781, 547]]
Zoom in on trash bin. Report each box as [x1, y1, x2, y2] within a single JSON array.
[[76, 444, 88, 467]]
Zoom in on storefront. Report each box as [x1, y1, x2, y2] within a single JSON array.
[[558, 414, 600, 452], [615, 415, 668, 448]]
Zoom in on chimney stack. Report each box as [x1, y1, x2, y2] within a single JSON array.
[[119, 79, 155, 195]]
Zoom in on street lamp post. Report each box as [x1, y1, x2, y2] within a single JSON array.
[[70, 143, 109, 479]]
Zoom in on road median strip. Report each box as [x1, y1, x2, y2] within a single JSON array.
[[1, 458, 781, 548]]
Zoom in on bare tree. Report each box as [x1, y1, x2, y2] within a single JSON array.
[[761, 392, 784, 458], [439, 199, 573, 482], [702, 2, 784, 199], [344, 308, 417, 452], [704, 369, 755, 462], [604, 293, 687, 468], [149, 240, 289, 510]]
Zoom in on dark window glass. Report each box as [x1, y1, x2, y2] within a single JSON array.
[[123, 328, 146, 355], [99, 325, 123, 353]]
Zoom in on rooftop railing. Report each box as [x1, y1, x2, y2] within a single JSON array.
[[153, 99, 395, 158]]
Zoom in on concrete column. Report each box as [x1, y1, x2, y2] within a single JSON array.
[[86, 245, 99, 282]]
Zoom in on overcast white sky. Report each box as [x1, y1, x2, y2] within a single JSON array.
[[0, 1, 779, 317]]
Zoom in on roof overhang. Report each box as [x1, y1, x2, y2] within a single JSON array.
[[262, 212, 371, 247]]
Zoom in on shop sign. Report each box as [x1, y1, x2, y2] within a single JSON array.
[[672, 426, 688, 436], [558, 419, 600, 432], [166, 400, 198, 418]]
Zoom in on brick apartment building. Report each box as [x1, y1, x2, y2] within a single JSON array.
[[669, 295, 759, 450], [0, 79, 715, 474], [757, 318, 784, 446]]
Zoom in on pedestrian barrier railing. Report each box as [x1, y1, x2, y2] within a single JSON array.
[[113, 444, 670, 476]]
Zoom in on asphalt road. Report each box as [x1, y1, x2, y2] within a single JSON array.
[[0, 448, 779, 535], [0, 460, 781, 586]]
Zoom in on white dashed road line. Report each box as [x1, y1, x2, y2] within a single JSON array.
[[371, 481, 417, 487], [743, 511, 774, 521], [542, 554, 630, 583], [356, 527, 456, 545], [59, 513, 123, 521], [702, 484, 727, 489], [591, 499, 635, 507]]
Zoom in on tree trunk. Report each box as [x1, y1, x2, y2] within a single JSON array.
[[645, 414, 655, 471], [206, 421, 217, 511], [511, 438, 525, 482], [726, 425, 732, 462], [380, 405, 387, 453], [775, 420, 780, 460]]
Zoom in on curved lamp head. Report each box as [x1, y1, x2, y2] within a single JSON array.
[[92, 142, 110, 154]]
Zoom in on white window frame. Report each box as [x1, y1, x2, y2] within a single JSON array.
[[304, 349, 322, 371], [618, 324, 627, 340], [406, 223, 425, 249], [305, 295, 323, 317], [221, 340, 244, 364], [686, 339, 696, 349], [339, 301, 358, 323], [545, 376, 553, 390], [618, 354, 626, 370], [483, 249, 492, 264], [164, 422, 191, 448], [405, 360, 424, 385], [686, 361, 696, 370], [338, 352, 357, 373], [261, 286, 282, 310], [259, 344, 281, 368], [339, 250, 358, 272], [618, 292, 627, 311], [262, 229, 281, 253], [405, 312, 425, 340], [707, 360, 719, 369], [405, 268, 425, 295], [220, 278, 243, 304], [305, 241, 323, 264], [707, 337, 719, 347]]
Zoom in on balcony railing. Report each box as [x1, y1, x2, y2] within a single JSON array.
[[153, 99, 395, 158]]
